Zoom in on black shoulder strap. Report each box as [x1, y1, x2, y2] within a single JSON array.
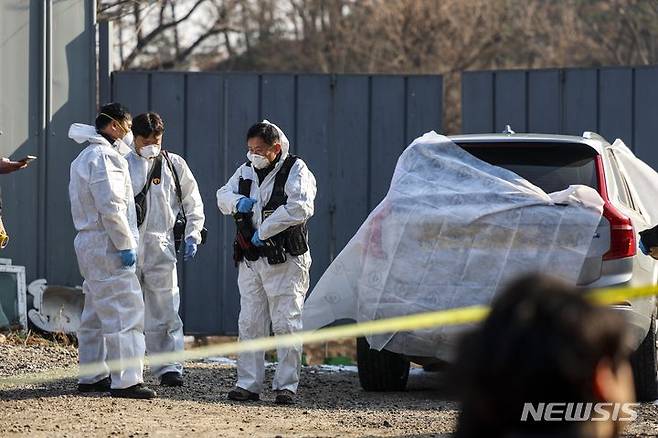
[[238, 161, 253, 197], [137, 154, 163, 198], [162, 150, 184, 215], [263, 155, 299, 211]]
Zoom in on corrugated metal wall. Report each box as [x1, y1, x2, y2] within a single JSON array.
[[112, 72, 443, 335], [0, 0, 96, 287], [462, 67, 658, 168]]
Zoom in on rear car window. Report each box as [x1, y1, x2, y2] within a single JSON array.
[[456, 142, 599, 194]]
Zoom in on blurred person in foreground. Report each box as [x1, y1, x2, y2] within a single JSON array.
[[453, 273, 635, 438]]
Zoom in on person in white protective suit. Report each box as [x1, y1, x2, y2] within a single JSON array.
[[68, 102, 156, 399], [126, 112, 205, 387], [217, 120, 316, 404]]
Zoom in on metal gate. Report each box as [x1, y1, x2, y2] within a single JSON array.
[[462, 67, 658, 168], [112, 72, 443, 335]]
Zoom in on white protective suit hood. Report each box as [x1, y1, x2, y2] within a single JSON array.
[[68, 123, 133, 155], [262, 119, 290, 159], [302, 131, 604, 359], [69, 123, 104, 144]]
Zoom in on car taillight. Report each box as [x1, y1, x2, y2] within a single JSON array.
[[602, 203, 636, 260], [594, 155, 637, 261]]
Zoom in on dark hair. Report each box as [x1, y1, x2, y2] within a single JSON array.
[[132, 112, 165, 138], [246, 122, 280, 146], [95, 102, 131, 130], [453, 273, 630, 438]]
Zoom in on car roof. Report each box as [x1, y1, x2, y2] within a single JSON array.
[[448, 133, 607, 155]]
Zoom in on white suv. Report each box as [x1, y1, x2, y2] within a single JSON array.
[[356, 131, 658, 400]]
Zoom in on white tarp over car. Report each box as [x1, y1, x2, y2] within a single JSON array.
[[608, 139, 658, 225], [303, 132, 605, 359]]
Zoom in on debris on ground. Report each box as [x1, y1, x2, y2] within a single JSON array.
[[1, 334, 656, 437]]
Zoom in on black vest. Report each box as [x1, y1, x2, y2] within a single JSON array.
[[239, 155, 297, 217], [233, 155, 309, 265]]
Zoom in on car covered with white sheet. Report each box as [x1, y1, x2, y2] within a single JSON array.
[[303, 130, 658, 400]]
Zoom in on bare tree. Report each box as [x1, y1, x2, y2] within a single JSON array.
[[102, 0, 658, 71], [100, 0, 658, 131], [99, 0, 241, 70], [578, 0, 658, 66]]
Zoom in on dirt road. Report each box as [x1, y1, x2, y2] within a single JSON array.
[[1, 342, 657, 437]]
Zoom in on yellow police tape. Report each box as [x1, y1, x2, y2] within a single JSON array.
[[1, 283, 657, 389]]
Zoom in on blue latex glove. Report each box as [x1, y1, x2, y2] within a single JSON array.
[[236, 197, 256, 213], [251, 230, 265, 247], [184, 237, 198, 261], [640, 239, 650, 256], [119, 249, 136, 267]]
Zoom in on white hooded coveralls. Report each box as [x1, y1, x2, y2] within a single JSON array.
[[126, 149, 205, 377], [216, 121, 316, 394], [68, 123, 145, 389]]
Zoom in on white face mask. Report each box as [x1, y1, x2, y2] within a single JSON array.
[[139, 144, 161, 159], [123, 130, 134, 146], [247, 151, 270, 170], [114, 130, 134, 152]]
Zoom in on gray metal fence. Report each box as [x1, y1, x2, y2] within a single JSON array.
[[112, 72, 443, 335], [462, 67, 658, 168]]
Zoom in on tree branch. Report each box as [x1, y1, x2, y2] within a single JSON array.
[[122, 0, 207, 68], [160, 25, 239, 69]]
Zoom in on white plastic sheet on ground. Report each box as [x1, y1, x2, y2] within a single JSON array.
[[608, 139, 658, 225], [303, 132, 605, 360]]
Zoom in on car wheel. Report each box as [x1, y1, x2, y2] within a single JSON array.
[[356, 337, 410, 391], [630, 312, 658, 401]]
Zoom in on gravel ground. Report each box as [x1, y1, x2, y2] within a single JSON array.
[[0, 342, 657, 437]]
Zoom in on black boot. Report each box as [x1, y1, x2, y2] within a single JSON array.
[[110, 383, 157, 399], [274, 389, 295, 405], [227, 387, 260, 401], [160, 371, 184, 387], [77, 377, 111, 393]]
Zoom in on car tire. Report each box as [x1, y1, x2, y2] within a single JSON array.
[[356, 337, 410, 391], [630, 312, 658, 401]]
